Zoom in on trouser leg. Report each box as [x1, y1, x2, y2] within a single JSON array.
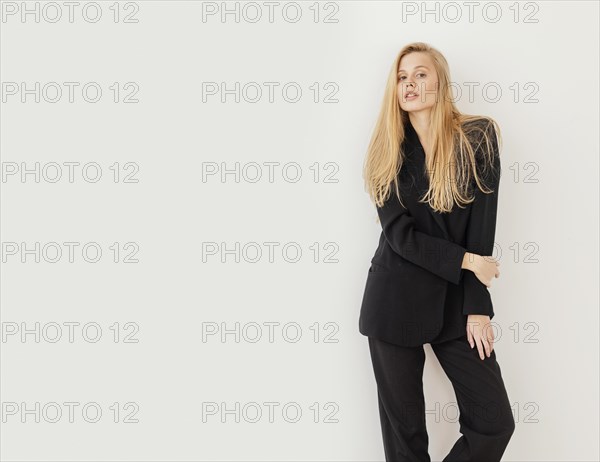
[[430, 335, 516, 462], [368, 336, 430, 462]]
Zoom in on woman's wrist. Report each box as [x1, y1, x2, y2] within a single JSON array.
[[461, 252, 478, 272]]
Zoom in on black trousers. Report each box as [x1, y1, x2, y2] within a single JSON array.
[[368, 334, 515, 461]]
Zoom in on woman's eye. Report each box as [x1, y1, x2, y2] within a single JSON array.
[[398, 73, 426, 81]]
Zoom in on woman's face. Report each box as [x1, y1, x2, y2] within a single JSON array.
[[397, 52, 439, 113]]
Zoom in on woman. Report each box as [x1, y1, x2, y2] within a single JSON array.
[[358, 42, 516, 461]]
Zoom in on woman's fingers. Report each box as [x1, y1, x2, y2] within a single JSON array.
[[482, 336, 491, 358], [466, 315, 494, 360], [486, 325, 495, 354], [475, 336, 486, 360]]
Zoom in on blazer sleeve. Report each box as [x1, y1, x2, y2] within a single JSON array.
[[461, 121, 502, 318], [376, 189, 467, 285]]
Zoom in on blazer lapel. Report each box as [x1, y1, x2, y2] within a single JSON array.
[[403, 120, 452, 240], [428, 203, 452, 241]]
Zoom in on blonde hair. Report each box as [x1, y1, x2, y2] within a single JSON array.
[[363, 41, 502, 213]]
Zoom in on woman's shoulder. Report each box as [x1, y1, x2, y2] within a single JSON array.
[[459, 116, 500, 160], [460, 116, 498, 142]]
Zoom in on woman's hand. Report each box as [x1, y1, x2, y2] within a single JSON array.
[[462, 252, 500, 287], [466, 314, 494, 359]]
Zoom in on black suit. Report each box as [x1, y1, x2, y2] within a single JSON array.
[[359, 118, 515, 461], [358, 117, 501, 347]]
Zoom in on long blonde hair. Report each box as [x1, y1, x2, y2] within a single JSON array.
[[363, 42, 502, 213]]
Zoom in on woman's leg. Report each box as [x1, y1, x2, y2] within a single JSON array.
[[368, 336, 431, 462], [430, 334, 516, 462]]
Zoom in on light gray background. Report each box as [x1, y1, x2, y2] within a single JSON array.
[[1, 1, 598, 461]]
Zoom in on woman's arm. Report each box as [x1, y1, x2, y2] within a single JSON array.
[[461, 121, 502, 318], [376, 192, 468, 285]]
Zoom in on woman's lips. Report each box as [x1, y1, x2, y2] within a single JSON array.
[[405, 93, 419, 100]]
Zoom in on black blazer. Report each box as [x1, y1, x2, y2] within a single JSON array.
[[358, 118, 501, 347]]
